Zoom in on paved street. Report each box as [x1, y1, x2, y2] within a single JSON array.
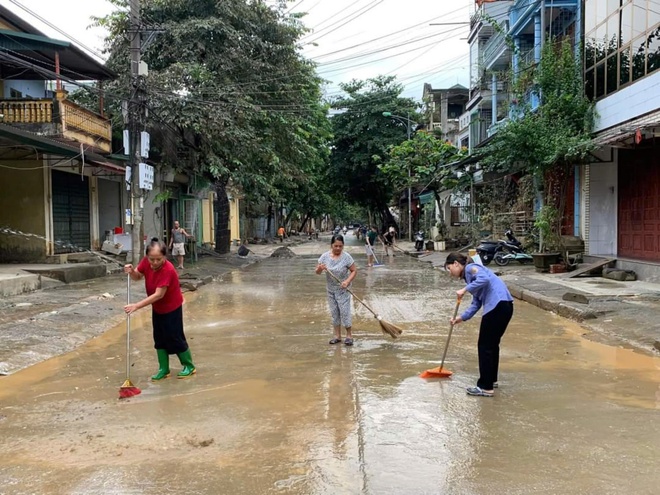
[[1, 234, 659, 494]]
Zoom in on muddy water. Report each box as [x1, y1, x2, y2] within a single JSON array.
[[1, 239, 659, 494]]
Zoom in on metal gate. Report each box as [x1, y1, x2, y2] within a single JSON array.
[[52, 170, 90, 253], [618, 147, 660, 261]]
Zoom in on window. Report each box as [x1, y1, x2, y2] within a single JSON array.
[[9, 88, 22, 98], [584, 0, 660, 98]]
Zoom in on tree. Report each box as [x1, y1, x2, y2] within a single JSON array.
[[378, 130, 465, 199], [97, 0, 332, 253], [477, 38, 596, 251], [328, 76, 418, 229]]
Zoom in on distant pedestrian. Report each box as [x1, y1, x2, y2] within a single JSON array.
[[382, 228, 396, 257], [124, 238, 196, 381], [444, 252, 513, 397], [277, 226, 286, 243], [316, 234, 357, 346], [169, 220, 191, 270], [365, 226, 378, 267]]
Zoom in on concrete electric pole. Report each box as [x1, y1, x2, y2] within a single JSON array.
[[129, 0, 144, 264]]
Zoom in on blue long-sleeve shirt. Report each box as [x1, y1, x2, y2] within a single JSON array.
[[461, 263, 513, 321]]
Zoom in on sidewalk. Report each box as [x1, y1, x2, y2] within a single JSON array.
[[396, 242, 660, 354], [0, 236, 309, 376]]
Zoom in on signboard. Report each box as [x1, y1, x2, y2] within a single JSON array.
[[138, 163, 154, 190]]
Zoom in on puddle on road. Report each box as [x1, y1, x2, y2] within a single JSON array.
[[1, 251, 659, 494]]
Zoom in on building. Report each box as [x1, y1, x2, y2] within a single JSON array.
[[584, 0, 660, 278], [0, 5, 123, 262], [421, 83, 469, 146]]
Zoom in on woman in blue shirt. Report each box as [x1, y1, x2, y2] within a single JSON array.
[[445, 252, 514, 397]]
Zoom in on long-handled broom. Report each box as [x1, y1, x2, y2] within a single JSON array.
[[324, 270, 403, 339], [420, 295, 462, 378], [367, 243, 383, 266], [119, 273, 141, 399]]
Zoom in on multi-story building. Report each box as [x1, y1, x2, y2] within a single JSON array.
[[584, 0, 660, 278], [421, 83, 468, 146]]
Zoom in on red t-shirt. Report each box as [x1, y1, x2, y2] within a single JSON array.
[[137, 258, 183, 314]]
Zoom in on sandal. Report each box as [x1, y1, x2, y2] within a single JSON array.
[[466, 386, 493, 397], [344, 338, 354, 346], [329, 338, 341, 345]]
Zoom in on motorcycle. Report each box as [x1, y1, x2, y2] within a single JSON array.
[[414, 230, 425, 251], [476, 239, 502, 265], [494, 230, 533, 266]]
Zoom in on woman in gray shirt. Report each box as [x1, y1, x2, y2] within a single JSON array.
[[316, 235, 357, 346]]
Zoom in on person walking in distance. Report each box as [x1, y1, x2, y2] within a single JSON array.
[[382, 227, 396, 258], [169, 220, 191, 270], [124, 238, 196, 380], [365, 226, 378, 267], [316, 234, 357, 346], [444, 252, 514, 397]]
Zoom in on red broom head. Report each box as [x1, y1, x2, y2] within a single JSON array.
[[119, 378, 141, 399], [119, 386, 141, 399]]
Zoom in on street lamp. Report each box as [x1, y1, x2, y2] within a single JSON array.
[[382, 111, 418, 241]]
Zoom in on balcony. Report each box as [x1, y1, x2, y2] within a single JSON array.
[[510, 0, 538, 28], [483, 27, 509, 69], [0, 93, 112, 153]]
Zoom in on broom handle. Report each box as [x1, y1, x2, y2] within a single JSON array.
[[324, 269, 380, 319], [126, 273, 131, 380], [440, 296, 462, 370]]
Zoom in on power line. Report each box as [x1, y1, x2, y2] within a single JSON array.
[[305, 0, 385, 45]]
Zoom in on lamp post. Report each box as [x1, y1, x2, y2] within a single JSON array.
[[382, 111, 418, 241]]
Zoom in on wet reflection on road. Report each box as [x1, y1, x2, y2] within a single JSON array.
[[0, 242, 659, 494]]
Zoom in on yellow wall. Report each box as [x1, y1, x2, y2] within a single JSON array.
[[202, 196, 212, 244], [0, 159, 47, 261], [229, 196, 240, 243]]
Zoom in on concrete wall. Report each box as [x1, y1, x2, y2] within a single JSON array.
[[142, 174, 164, 243], [0, 159, 47, 261], [587, 152, 617, 256], [3, 80, 47, 99], [594, 71, 660, 132]]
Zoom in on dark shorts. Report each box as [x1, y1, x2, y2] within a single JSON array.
[[152, 305, 189, 354]]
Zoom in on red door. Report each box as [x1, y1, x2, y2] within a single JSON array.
[[618, 147, 660, 261]]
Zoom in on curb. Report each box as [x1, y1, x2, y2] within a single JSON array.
[[505, 281, 597, 321]]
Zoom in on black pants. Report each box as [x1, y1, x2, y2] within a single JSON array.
[[477, 301, 514, 390], [152, 306, 189, 355]]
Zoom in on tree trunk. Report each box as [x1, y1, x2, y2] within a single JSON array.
[[266, 202, 273, 239], [299, 212, 311, 233], [214, 181, 231, 254]]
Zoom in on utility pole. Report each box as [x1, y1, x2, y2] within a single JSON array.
[[129, 0, 144, 264]]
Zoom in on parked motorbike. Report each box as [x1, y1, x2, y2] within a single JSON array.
[[414, 230, 425, 251], [494, 230, 533, 266], [476, 239, 502, 265]]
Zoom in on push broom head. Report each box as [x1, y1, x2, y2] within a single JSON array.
[[420, 367, 453, 379], [119, 379, 141, 399]]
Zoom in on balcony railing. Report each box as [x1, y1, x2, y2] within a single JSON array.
[[60, 99, 112, 145], [483, 26, 509, 65], [510, 0, 538, 27], [0, 97, 112, 152], [0, 99, 54, 124]]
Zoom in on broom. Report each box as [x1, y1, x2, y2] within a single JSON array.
[[420, 295, 462, 379], [324, 270, 403, 339], [119, 273, 141, 399]]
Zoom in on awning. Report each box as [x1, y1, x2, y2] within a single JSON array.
[[0, 123, 124, 174], [418, 191, 436, 205], [592, 109, 660, 148]]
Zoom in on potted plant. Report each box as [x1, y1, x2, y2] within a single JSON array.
[[434, 221, 447, 251], [532, 204, 561, 272]]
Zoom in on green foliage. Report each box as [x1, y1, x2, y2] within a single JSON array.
[[534, 204, 561, 252], [378, 131, 465, 195], [478, 39, 596, 180], [328, 76, 419, 223]]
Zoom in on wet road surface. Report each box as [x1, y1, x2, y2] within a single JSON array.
[[1, 235, 659, 494]]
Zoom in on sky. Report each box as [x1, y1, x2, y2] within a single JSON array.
[[2, 0, 476, 101]]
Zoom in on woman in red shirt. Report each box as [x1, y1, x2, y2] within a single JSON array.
[[124, 238, 196, 380]]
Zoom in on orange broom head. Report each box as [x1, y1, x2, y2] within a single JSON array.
[[420, 367, 453, 379], [119, 379, 141, 399]]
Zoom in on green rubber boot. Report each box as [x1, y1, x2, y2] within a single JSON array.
[[151, 349, 170, 381], [176, 348, 196, 379]]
